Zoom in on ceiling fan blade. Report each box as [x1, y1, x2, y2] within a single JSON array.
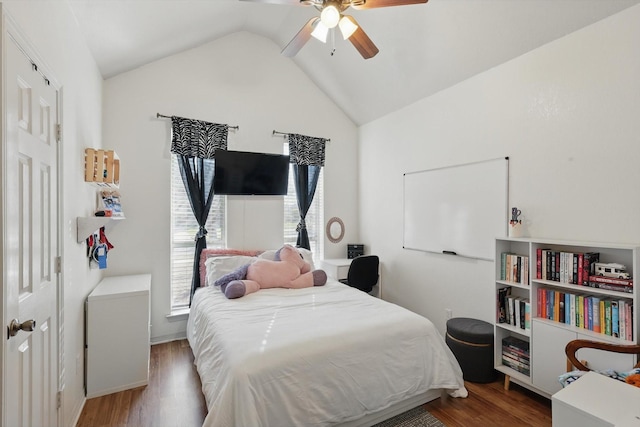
[[344, 16, 379, 59], [351, 0, 428, 10], [239, 0, 306, 5], [281, 17, 319, 57]]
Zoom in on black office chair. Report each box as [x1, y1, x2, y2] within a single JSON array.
[[339, 255, 379, 293]]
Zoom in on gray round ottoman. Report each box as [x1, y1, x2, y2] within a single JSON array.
[[445, 317, 497, 383]]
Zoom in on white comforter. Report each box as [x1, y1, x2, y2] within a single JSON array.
[[187, 280, 465, 427]]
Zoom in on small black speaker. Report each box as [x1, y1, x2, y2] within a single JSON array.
[[347, 244, 364, 259]]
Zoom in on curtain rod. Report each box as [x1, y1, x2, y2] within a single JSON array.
[[156, 113, 239, 130], [272, 130, 330, 142]]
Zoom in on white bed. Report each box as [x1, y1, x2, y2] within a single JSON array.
[[187, 259, 467, 427]]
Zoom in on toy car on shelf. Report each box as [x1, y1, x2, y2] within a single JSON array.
[[593, 262, 631, 279]]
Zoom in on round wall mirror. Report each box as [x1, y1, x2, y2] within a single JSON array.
[[326, 217, 345, 244]]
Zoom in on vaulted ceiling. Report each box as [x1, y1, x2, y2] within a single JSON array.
[[67, 0, 640, 125]]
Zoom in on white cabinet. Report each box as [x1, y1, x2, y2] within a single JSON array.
[[495, 238, 638, 398], [86, 274, 151, 398], [532, 319, 635, 395]]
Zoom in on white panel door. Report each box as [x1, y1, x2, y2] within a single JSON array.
[[3, 32, 59, 427]]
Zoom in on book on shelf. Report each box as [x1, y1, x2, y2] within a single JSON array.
[[519, 299, 528, 330], [502, 344, 530, 361], [536, 250, 602, 285], [502, 336, 530, 354], [509, 296, 523, 327], [592, 296, 601, 333], [587, 282, 633, 294], [502, 352, 530, 368], [557, 291, 564, 323], [582, 252, 600, 283], [587, 275, 633, 291], [577, 253, 584, 285], [600, 299, 605, 335], [625, 302, 634, 341], [500, 252, 528, 285], [501, 358, 530, 376], [588, 275, 633, 286], [540, 249, 548, 280], [572, 253, 579, 284], [604, 300, 612, 336], [612, 301, 619, 338], [497, 286, 511, 323], [620, 300, 634, 341], [537, 287, 633, 339], [536, 248, 542, 279], [585, 296, 593, 331], [564, 293, 572, 325]]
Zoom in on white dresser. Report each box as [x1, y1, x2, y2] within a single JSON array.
[[86, 274, 151, 398]]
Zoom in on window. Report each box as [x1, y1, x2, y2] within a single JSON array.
[[284, 144, 324, 262], [170, 156, 225, 310]]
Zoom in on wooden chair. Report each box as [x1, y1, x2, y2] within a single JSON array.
[[565, 339, 640, 372]]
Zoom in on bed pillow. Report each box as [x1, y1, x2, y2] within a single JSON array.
[[259, 247, 315, 271], [205, 255, 257, 287], [199, 248, 263, 287]]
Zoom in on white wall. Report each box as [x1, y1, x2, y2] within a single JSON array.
[[102, 31, 359, 343], [2, 1, 104, 425], [359, 5, 640, 336]]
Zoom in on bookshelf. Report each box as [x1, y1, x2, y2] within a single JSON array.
[[494, 237, 639, 397]]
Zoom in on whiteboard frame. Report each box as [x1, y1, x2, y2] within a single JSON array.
[[402, 157, 509, 261]]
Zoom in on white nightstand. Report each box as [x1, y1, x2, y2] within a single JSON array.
[[552, 371, 640, 427]]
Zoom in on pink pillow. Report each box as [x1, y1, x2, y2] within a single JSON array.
[[199, 248, 263, 287]]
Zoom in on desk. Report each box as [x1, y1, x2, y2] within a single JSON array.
[[320, 258, 381, 298], [320, 258, 352, 281], [552, 371, 640, 427]]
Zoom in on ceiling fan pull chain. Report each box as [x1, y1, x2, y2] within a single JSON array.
[[330, 28, 336, 56]]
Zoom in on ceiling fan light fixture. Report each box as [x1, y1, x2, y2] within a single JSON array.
[[320, 5, 340, 28], [338, 16, 358, 40], [311, 20, 329, 43]]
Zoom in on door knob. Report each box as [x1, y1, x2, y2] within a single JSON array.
[[7, 319, 36, 339]]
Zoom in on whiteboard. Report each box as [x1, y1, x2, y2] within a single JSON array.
[[403, 157, 508, 261]]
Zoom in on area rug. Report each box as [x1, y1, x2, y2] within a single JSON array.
[[371, 405, 446, 427]]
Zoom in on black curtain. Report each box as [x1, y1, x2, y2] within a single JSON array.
[[293, 164, 321, 249], [171, 116, 228, 306], [288, 133, 327, 250], [177, 156, 216, 304]]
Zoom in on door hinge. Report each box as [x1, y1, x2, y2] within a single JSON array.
[[55, 256, 62, 274], [56, 390, 62, 409], [55, 124, 62, 142]]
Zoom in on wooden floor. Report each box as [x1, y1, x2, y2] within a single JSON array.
[[77, 340, 207, 427], [78, 340, 552, 427]]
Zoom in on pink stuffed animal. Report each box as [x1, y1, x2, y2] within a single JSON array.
[[215, 244, 327, 299]]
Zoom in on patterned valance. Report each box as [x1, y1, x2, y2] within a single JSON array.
[[171, 116, 228, 159], [287, 133, 326, 167]]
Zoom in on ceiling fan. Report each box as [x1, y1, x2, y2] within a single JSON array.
[[241, 0, 428, 59]]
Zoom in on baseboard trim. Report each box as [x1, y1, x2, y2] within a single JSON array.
[[71, 396, 86, 427], [150, 332, 187, 345]]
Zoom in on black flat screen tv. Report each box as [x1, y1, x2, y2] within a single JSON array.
[[213, 150, 290, 196]]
